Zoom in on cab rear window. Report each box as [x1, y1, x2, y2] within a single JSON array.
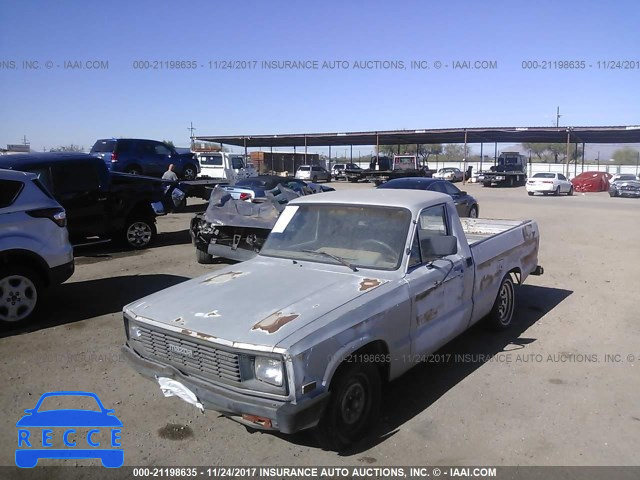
[[0, 179, 24, 207]]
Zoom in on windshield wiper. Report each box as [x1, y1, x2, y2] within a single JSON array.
[[301, 249, 358, 272]]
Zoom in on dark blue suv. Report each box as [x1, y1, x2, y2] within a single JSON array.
[[90, 139, 199, 180]]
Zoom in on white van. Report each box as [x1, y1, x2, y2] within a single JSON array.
[[196, 152, 257, 184]]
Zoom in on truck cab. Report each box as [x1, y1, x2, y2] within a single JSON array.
[[196, 151, 257, 184]]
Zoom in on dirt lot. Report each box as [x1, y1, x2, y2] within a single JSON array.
[[2, 181, 639, 469]]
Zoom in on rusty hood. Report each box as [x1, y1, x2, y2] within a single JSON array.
[[124, 258, 389, 350]]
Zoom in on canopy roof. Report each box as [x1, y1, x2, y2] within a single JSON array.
[[194, 125, 640, 148]]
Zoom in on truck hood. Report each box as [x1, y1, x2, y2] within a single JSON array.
[[124, 258, 389, 350]]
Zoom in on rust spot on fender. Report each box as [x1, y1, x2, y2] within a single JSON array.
[[359, 278, 382, 291], [200, 271, 245, 284], [252, 311, 300, 333]]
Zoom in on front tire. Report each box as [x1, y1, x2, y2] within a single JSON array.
[[554, 186, 561, 196], [316, 362, 381, 451], [468, 205, 478, 218], [312, 175, 318, 183], [125, 166, 142, 175], [0, 266, 42, 326], [196, 249, 214, 264], [527, 191, 534, 196], [485, 275, 515, 330], [567, 186, 573, 196]]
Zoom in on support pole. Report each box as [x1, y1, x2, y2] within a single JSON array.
[[565, 131, 571, 178], [494, 142, 498, 166], [479, 143, 483, 174], [304, 136, 308, 165], [350, 145, 353, 162], [574, 142, 578, 177], [328, 145, 332, 170], [581, 142, 585, 175], [463, 130, 468, 185]]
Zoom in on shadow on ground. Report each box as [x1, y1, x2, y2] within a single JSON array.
[[73, 229, 192, 265], [1, 274, 189, 338], [260, 284, 573, 454]]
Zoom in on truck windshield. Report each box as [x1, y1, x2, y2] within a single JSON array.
[[261, 204, 411, 270]]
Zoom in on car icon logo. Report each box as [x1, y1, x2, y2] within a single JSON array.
[[15, 391, 123, 468]]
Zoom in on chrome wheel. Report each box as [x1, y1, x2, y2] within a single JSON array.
[[126, 221, 153, 248], [0, 274, 38, 323]]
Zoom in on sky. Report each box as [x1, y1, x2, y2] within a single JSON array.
[[1, 0, 639, 155]]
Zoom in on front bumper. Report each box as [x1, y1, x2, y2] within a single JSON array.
[[122, 344, 329, 434]]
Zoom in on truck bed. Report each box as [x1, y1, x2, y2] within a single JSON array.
[[459, 218, 530, 246], [460, 217, 541, 325]]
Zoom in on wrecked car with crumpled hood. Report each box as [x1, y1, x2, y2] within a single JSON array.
[[123, 189, 544, 451], [190, 183, 303, 263]]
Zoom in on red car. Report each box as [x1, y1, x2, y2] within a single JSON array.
[[571, 171, 612, 192]]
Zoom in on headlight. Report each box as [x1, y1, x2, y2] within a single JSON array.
[[129, 322, 143, 339], [254, 357, 283, 386]]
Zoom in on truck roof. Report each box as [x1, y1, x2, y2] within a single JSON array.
[[289, 188, 451, 211], [0, 152, 100, 169]]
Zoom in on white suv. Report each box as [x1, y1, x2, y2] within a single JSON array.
[[0, 169, 74, 325], [295, 165, 331, 183]]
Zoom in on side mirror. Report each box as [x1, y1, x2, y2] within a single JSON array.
[[459, 191, 467, 195], [420, 235, 457, 260]]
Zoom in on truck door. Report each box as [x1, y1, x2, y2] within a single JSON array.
[[50, 161, 109, 239], [405, 204, 474, 356]]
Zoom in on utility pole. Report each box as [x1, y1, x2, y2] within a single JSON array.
[[187, 122, 196, 146], [556, 107, 561, 128], [22, 135, 29, 146]]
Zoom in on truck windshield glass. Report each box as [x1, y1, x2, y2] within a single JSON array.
[[261, 205, 412, 270]]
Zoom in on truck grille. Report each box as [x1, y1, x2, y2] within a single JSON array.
[[136, 326, 242, 383]]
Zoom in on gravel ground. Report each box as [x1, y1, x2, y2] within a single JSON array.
[[1, 181, 639, 472]]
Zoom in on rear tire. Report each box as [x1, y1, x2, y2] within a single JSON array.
[[122, 217, 156, 249], [182, 164, 197, 180], [485, 275, 515, 330], [196, 249, 215, 264], [468, 205, 478, 218], [316, 362, 381, 451], [312, 176, 318, 183], [527, 191, 534, 196], [554, 186, 560, 196], [0, 266, 43, 326]]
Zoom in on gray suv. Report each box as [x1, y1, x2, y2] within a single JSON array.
[[0, 169, 74, 325]]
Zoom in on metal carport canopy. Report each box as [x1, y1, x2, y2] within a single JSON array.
[[194, 125, 640, 148]]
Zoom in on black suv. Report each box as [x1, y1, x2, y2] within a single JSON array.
[[90, 138, 200, 180], [0, 153, 178, 249]]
